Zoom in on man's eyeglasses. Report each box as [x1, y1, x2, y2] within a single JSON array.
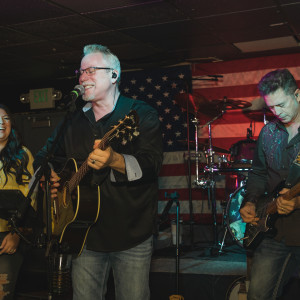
[[75, 67, 113, 76]]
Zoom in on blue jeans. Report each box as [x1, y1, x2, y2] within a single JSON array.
[[248, 237, 300, 300], [72, 236, 153, 300]]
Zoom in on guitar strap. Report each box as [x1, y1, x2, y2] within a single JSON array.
[[87, 96, 135, 136], [285, 149, 300, 188], [89, 96, 136, 185], [105, 96, 135, 126]]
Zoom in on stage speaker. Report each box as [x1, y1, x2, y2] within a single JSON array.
[[13, 110, 66, 156]]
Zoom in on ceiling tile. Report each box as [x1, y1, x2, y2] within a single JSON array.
[[172, 0, 276, 18], [201, 7, 291, 42], [86, 2, 186, 29], [53, 0, 163, 13], [0, 0, 72, 25], [10, 16, 110, 39]]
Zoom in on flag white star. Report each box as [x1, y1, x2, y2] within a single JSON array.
[[118, 65, 191, 151]]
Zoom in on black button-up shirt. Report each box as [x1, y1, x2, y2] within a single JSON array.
[[244, 120, 300, 245]]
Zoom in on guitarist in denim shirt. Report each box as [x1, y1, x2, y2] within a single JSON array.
[[34, 44, 163, 300], [240, 69, 300, 300]]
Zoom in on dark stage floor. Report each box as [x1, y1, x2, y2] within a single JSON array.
[[15, 224, 300, 300]]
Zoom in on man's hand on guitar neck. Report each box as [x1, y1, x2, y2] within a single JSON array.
[[277, 188, 300, 215], [88, 139, 125, 174], [240, 202, 259, 225]]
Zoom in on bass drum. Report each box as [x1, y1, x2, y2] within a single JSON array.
[[226, 186, 247, 247], [225, 276, 247, 300]]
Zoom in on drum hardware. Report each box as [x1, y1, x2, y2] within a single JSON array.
[[178, 140, 230, 154], [193, 106, 229, 249], [176, 92, 252, 250], [247, 121, 253, 139]]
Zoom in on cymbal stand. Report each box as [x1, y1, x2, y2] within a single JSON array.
[[194, 109, 227, 250], [191, 117, 200, 187], [207, 123, 218, 246]]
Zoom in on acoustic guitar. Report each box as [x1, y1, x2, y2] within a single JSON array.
[[52, 110, 139, 257]]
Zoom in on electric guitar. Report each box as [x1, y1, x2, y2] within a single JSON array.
[[243, 180, 300, 250], [52, 110, 139, 257]]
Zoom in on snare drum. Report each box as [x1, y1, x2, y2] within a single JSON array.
[[230, 139, 256, 166]]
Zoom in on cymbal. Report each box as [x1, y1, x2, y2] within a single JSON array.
[[222, 99, 252, 109], [175, 92, 211, 115], [242, 109, 275, 122], [175, 94, 252, 118], [178, 139, 230, 154]]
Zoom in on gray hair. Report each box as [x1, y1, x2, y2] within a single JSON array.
[[83, 44, 121, 82]]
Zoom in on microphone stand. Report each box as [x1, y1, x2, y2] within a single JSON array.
[[18, 97, 78, 300]]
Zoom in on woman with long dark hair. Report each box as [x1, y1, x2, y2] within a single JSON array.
[[0, 104, 36, 300]]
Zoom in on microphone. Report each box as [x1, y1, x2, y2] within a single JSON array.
[[207, 75, 224, 78], [59, 85, 85, 111], [70, 85, 85, 101]]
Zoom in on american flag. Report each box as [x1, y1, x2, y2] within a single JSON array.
[[120, 54, 300, 225], [193, 53, 300, 150], [119, 65, 226, 224], [119, 65, 192, 152]]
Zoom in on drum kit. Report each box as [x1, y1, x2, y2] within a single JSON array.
[[176, 92, 273, 251]]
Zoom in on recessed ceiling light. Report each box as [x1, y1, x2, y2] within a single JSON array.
[[234, 36, 298, 53]]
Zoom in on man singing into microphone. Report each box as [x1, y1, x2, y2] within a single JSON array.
[[34, 44, 163, 300]]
